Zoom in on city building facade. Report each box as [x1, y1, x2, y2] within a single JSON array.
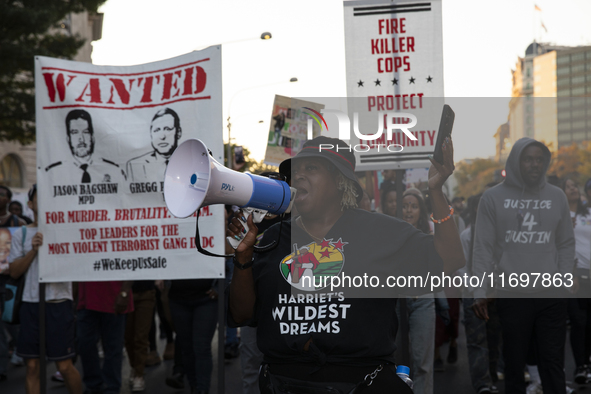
[[504, 42, 591, 156], [493, 121, 510, 163], [0, 11, 103, 201]]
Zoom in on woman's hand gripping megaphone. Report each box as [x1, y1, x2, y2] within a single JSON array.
[[227, 209, 260, 264]]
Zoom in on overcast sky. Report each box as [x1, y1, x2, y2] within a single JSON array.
[[92, 0, 591, 162]]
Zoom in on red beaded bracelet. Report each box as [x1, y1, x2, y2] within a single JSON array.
[[430, 206, 454, 224]]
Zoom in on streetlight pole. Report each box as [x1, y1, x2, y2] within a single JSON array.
[[226, 77, 298, 168], [192, 31, 275, 167], [204, 32, 272, 394]]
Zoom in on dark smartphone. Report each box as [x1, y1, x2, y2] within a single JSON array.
[[433, 104, 455, 164]]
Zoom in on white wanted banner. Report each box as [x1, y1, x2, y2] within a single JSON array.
[[35, 48, 224, 282], [343, 0, 444, 170]]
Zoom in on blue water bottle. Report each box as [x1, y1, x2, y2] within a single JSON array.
[[396, 365, 414, 389]]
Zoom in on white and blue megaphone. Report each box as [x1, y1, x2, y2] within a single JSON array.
[[163, 139, 295, 255]]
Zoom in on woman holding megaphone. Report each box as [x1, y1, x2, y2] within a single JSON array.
[[228, 136, 464, 393]]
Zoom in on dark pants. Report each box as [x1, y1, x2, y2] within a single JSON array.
[[170, 296, 218, 391], [125, 289, 156, 376], [0, 319, 16, 374], [497, 297, 567, 394], [436, 293, 460, 348], [463, 298, 492, 392], [225, 257, 238, 346], [149, 287, 174, 351], [567, 297, 591, 367], [172, 334, 184, 375], [486, 299, 503, 381], [77, 309, 126, 394]]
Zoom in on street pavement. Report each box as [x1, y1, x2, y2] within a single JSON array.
[[1, 328, 243, 394], [0, 320, 587, 394]]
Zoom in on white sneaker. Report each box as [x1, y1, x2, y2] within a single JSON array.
[[566, 386, 575, 394], [524, 371, 531, 382], [51, 371, 64, 383], [97, 342, 104, 359], [132, 376, 145, 392], [526, 383, 543, 394], [10, 353, 24, 366]]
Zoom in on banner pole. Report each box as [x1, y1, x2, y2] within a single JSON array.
[[395, 170, 410, 366], [227, 117, 232, 168], [39, 282, 47, 394], [217, 277, 225, 394]]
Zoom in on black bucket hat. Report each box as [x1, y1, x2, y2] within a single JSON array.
[[279, 136, 363, 203]]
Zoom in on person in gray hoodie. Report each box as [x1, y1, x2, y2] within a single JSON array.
[[471, 137, 575, 394]]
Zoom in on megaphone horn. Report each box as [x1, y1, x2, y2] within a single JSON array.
[[164, 139, 292, 219]]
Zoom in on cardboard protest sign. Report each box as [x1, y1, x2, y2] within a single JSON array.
[[343, 0, 444, 170], [264, 95, 324, 166], [35, 47, 224, 281]]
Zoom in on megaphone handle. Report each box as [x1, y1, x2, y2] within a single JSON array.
[[226, 208, 284, 253], [226, 207, 277, 250], [192, 207, 283, 258]]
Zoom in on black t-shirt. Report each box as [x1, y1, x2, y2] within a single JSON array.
[[132, 280, 155, 293], [169, 279, 214, 301], [231, 208, 443, 366]]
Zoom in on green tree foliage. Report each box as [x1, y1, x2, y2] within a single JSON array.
[[0, 0, 107, 144], [548, 142, 591, 185], [454, 158, 504, 198], [455, 143, 591, 199], [248, 159, 279, 175]]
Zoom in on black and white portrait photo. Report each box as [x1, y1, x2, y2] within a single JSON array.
[[126, 107, 182, 182], [45, 109, 125, 184]]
